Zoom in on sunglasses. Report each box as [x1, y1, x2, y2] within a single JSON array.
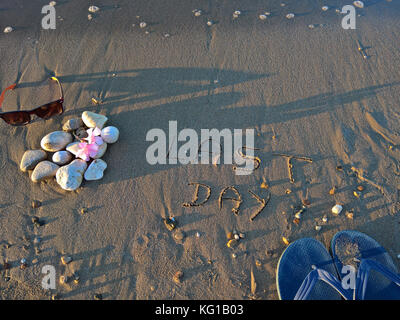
[[0, 76, 64, 126]]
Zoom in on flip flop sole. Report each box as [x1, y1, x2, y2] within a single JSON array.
[[331, 230, 400, 300], [276, 238, 343, 300]]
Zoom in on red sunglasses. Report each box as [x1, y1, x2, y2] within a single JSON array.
[[0, 77, 64, 126]]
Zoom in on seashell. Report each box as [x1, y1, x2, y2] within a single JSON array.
[[206, 20, 213, 26], [232, 253, 237, 259], [332, 204, 343, 215], [88, 14, 93, 20], [282, 237, 290, 245], [281, 3, 286, 7], [322, 6, 329, 11], [195, 231, 201, 238], [139, 22, 147, 28], [265, 12, 271, 16], [308, 24, 316, 29], [52, 151, 73, 165], [61, 256, 72, 265], [357, 185, 364, 191], [194, 10, 202, 17], [227, 239, 238, 248], [88, 5, 99, 13], [234, 234, 240, 240], [286, 13, 295, 19], [315, 225, 322, 231], [322, 215, 328, 223], [259, 14, 267, 20], [49, 1, 56, 6], [20, 150, 47, 172], [353, 1, 364, 8], [3, 26, 13, 33]]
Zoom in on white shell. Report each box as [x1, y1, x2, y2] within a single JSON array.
[[139, 22, 147, 28], [88, 6, 99, 13], [322, 6, 329, 11], [3, 26, 13, 33], [353, 1, 364, 8], [332, 204, 343, 215], [194, 10, 202, 17], [259, 14, 267, 20], [286, 13, 295, 19], [234, 10, 241, 15], [49, 1, 56, 6], [315, 225, 322, 231], [101, 126, 119, 144], [206, 20, 213, 26]]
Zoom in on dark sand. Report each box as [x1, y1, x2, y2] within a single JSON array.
[[0, 0, 399, 299]]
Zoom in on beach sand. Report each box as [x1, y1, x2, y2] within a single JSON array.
[[0, 0, 399, 299]]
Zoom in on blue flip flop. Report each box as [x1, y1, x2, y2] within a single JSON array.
[[276, 238, 352, 300], [331, 230, 400, 300]]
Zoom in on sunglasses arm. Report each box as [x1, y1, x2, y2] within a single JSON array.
[[0, 84, 17, 109]]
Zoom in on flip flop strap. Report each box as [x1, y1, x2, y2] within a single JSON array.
[[355, 259, 400, 300], [294, 267, 352, 300]]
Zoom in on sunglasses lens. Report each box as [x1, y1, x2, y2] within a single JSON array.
[[34, 101, 63, 119], [1, 112, 30, 125]]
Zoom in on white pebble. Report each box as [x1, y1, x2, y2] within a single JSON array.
[[88, 6, 99, 13], [322, 6, 329, 11], [195, 232, 201, 238], [353, 1, 364, 8], [286, 13, 295, 19], [315, 225, 322, 231], [194, 10, 202, 17], [332, 204, 343, 215], [88, 14, 93, 20], [206, 20, 213, 26], [259, 14, 267, 20], [139, 22, 147, 28], [49, 1, 56, 6], [322, 215, 328, 223], [3, 26, 13, 33]]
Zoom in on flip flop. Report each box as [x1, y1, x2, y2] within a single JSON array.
[[276, 238, 352, 300], [331, 230, 400, 300]]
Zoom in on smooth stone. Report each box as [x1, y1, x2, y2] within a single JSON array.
[[41, 131, 73, 152], [56, 159, 88, 191], [52, 151, 73, 165], [84, 159, 107, 180], [20, 150, 47, 172], [92, 142, 107, 159], [31, 161, 60, 182], [62, 118, 83, 132], [66, 142, 81, 156], [101, 126, 119, 144], [82, 111, 108, 129]]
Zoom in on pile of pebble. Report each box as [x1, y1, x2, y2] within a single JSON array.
[[20, 111, 119, 191]]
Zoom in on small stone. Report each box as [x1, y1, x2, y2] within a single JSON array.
[[206, 20, 213, 26], [3, 26, 13, 33], [31, 200, 42, 208], [61, 256, 72, 265], [41, 131, 73, 152], [31, 161, 60, 182], [49, 1, 56, 6], [329, 186, 337, 195], [100, 126, 119, 144], [194, 10, 202, 17], [322, 215, 328, 223], [139, 22, 147, 28], [80, 207, 88, 215], [286, 13, 295, 19], [357, 185, 365, 191], [88, 14, 93, 20], [32, 258, 39, 265], [92, 142, 107, 159], [62, 118, 83, 132], [232, 253, 237, 259], [20, 150, 47, 172], [234, 234, 240, 240], [173, 271, 183, 284], [81, 111, 108, 129], [322, 6, 329, 11], [195, 232, 201, 238], [332, 204, 343, 216], [52, 151, 73, 165], [315, 225, 322, 231], [259, 14, 267, 20], [84, 159, 107, 181], [56, 159, 88, 191], [88, 5, 99, 13]]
